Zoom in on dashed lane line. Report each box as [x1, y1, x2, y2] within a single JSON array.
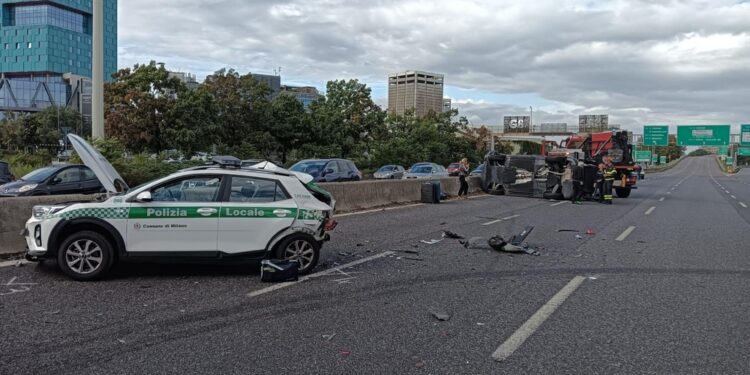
[[645, 206, 656, 216], [482, 214, 521, 226], [741, 202, 748, 208], [615, 226, 636, 242], [247, 251, 395, 298], [334, 203, 424, 218], [658, 197, 665, 202], [491, 276, 586, 362], [0, 259, 29, 268], [550, 201, 569, 207], [731, 195, 737, 200]]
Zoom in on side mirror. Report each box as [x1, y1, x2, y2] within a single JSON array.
[[50, 177, 62, 185], [136, 191, 152, 202]]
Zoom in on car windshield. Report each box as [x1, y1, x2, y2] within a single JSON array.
[[377, 166, 394, 172], [21, 166, 58, 182], [290, 161, 328, 174], [411, 166, 432, 173]]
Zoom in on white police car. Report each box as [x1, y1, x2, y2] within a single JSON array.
[[24, 135, 336, 281]]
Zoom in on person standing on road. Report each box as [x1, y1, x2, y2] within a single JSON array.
[[571, 161, 585, 204], [602, 164, 616, 204], [457, 158, 470, 199], [595, 163, 605, 203]]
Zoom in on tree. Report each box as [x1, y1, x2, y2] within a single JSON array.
[[269, 94, 309, 164], [310, 79, 385, 159], [104, 61, 185, 153], [163, 86, 218, 156]]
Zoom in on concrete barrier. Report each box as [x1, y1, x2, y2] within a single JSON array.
[[0, 177, 483, 256], [0, 194, 95, 256], [320, 176, 482, 213]]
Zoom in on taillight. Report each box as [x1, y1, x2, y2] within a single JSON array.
[[324, 218, 338, 231]]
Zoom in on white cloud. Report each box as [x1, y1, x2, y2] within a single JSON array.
[[118, 0, 750, 131]]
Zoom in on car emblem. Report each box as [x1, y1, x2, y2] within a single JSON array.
[[133, 223, 141, 230]]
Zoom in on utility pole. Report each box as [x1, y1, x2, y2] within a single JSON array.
[[92, 0, 104, 139]]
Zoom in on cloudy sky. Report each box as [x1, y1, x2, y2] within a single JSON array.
[[118, 0, 750, 133]]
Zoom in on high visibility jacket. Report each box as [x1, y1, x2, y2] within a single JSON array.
[[603, 168, 617, 180]]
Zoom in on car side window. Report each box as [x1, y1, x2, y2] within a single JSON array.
[[338, 161, 348, 172], [327, 161, 339, 173], [151, 176, 222, 202], [346, 161, 357, 171], [80, 167, 97, 181], [228, 176, 290, 203], [55, 168, 80, 183]]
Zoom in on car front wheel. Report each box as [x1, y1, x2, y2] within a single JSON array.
[[57, 231, 114, 281], [274, 234, 320, 274]]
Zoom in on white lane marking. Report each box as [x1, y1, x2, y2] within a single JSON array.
[[741, 202, 748, 208], [616, 226, 636, 242], [334, 204, 424, 218], [658, 197, 665, 202], [731, 195, 737, 200], [467, 194, 491, 200], [550, 201, 568, 207], [247, 251, 394, 298], [0, 259, 29, 268], [645, 207, 656, 216], [491, 276, 586, 362], [482, 214, 521, 226]]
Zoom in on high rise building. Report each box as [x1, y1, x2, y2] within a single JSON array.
[[251, 73, 281, 97], [387, 70, 444, 117], [279, 85, 321, 110], [168, 71, 199, 91], [0, 0, 117, 120]]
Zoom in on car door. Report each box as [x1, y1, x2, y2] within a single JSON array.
[[79, 166, 103, 193], [126, 175, 223, 253], [48, 167, 81, 195], [325, 161, 340, 182], [217, 175, 297, 254]]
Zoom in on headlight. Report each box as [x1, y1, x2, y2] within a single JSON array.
[[32, 205, 65, 219], [18, 184, 38, 193]]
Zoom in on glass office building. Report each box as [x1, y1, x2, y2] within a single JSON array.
[[0, 0, 117, 119]]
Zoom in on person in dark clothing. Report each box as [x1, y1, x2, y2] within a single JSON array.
[[602, 164, 616, 204], [571, 161, 585, 204], [457, 158, 470, 198], [595, 163, 605, 203]]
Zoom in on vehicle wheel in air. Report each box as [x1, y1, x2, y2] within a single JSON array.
[[274, 234, 320, 275], [615, 188, 631, 198], [57, 230, 114, 281]]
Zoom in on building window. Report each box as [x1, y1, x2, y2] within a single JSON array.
[[5, 4, 90, 34], [28, 42, 33, 49], [16, 43, 20, 49]]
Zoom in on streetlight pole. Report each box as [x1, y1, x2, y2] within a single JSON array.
[[92, 0, 104, 139]]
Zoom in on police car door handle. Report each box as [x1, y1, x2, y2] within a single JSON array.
[[197, 207, 217, 216], [273, 209, 292, 217]]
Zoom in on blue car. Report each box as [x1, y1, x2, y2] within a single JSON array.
[[290, 159, 362, 182]]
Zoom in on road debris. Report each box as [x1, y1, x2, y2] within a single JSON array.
[[420, 238, 443, 245], [260, 259, 299, 282], [575, 235, 584, 240], [442, 230, 464, 239], [461, 227, 540, 255], [404, 257, 424, 261], [585, 228, 596, 235], [322, 333, 336, 341], [393, 250, 420, 255], [117, 339, 126, 344], [557, 229, 579, 232], [430, 310, 451, 321], [339, 350, 351, 357]]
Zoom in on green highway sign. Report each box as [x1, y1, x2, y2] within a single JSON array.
[[719, 146, 729, 155], [634, 150, 652, 162], [660, 156, 667, 164], [741, 124, 750, 146], [652, 155, 659, 164], [676, 125, 730, 146], [643, 125, 669, 146], [738, 147, 750, 157], [726, 157, 734, 166]]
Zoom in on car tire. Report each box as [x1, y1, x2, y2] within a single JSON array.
[[57, 231, 114, 281], [274, 234, 320, 275]]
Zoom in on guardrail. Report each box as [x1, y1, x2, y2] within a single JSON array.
[[0, 177, 482, 257]]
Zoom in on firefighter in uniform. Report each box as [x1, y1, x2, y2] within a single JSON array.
[[602, 163, 616, 204]]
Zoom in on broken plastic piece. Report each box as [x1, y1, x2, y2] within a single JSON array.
[[557, 229, 579, 232], [431, 310, 451, 321], [575, 234, 583, 239], [442, 230, 465, 239], [420, 238, 443, 245], [585, 228, 596, 235]]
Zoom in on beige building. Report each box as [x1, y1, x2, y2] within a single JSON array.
[[387, 70, 444, 117]]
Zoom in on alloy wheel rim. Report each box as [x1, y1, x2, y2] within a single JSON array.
[[284, 240, 314, 270], [65, 239, 103, 275]]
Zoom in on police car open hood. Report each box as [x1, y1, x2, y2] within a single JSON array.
[[68, 134, 129, 194]]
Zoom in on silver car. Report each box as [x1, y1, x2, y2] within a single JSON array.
[[373, 165, 405, 179], [402, 163, 449, 179]]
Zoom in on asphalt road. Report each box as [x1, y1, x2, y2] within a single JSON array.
[[1, 156, 748, 374]]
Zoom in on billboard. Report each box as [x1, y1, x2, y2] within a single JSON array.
[[538, 123, 567, 133], [503, 116, 531, 133], [578, 115, 609, 132]]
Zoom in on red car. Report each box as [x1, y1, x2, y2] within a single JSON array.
[[446, 162, 461, 176]]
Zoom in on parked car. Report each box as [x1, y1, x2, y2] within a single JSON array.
[[469, 164, 485, 177], [24, 135, 336, 280], [402, 163, 449, 179], [289, 159, 362, 182], [0, 164, 104, 197], [447, 162, 461, 176], [0, 161, 15, 185], [190, 152, 213, 162], [373, 165, 405, 179]]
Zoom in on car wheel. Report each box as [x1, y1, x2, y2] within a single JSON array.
[[274, 234, 320, 275], [57, 231, 114, 281]]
